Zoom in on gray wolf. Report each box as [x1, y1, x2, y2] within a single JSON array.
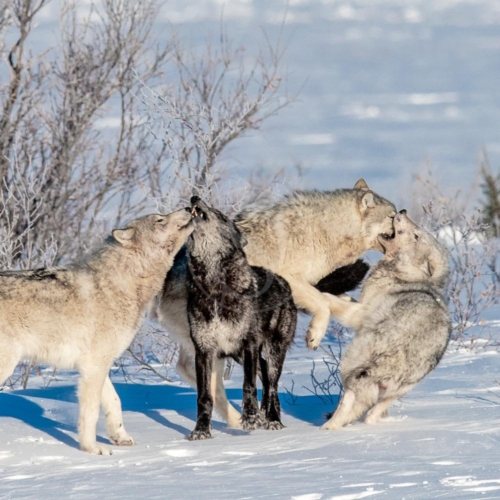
[[155, 179, 395, 428], [0, 209, 193, 454], [322, 210, 451, 430], [235, 178, 396, 350], [185, 197, 296, 440]]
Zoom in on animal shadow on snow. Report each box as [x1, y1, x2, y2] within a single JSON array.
[[0, 383, 331, 444]]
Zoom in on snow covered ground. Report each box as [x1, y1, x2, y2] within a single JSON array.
[[2, 316, 500, 500]]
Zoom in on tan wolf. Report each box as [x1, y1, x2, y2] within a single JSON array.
[[322, 210, 451, 430], [0, 209, 193, 454], [155, 179, 396, 428]]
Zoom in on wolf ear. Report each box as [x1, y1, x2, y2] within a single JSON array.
[[354, 178, 370, 191], [360, 191, 375, 211], [112, 227, 135, 246]]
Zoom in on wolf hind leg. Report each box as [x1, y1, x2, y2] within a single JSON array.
[[261, 345, 287, 430], [365, 383, 415, 425], [101, 375, 135, 446], [322, 381, 379, 430], [322, 390, 356, 430], [241, 341, 262, 431], [364, 396, 397, 425]]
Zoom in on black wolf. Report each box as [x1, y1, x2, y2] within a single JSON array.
[[186, 197, 297, 440]]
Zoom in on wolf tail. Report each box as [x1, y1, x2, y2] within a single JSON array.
[[314, 259, 369, 295]]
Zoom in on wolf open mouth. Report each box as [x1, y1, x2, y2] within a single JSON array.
[[190, 201, 207, 220]]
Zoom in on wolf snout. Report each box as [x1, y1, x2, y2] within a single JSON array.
[[394, 209, 409, 224], [190, 196, 209, 219], [173, 208, 193, 228]]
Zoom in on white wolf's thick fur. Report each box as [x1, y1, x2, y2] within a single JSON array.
[[322, 211, 451, 430], [155, 180, 396, 428], [0, 209, 193, 454]]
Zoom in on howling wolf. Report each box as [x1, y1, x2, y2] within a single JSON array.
[[154, 179, 395, 427], [186, 197, 296, 440], [322, 210, 451, 430], [0, 209, 193, 454]]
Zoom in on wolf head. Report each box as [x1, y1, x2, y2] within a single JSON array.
[[188, 196, 247, 258], [377, 210, 449, 288], [353, 178, 397, 253], [111, 209, 193, 260]]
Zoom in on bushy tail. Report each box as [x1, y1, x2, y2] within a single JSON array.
[[314, 260, 369, 295]]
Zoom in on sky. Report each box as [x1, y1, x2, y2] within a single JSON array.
[[31, 0, 500, 208]]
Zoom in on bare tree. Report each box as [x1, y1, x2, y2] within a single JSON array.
[[135, 21, 295, 214], [410, 166, 500, 347], [2, 1, 174, 262], [1, 0, 295, 387]]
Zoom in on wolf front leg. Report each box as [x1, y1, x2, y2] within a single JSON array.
[[283, 275, 332, 350], [324, 293, 364, 330], [101, 375, 135, 446], [241, 340, 262, 431], [186, 346, 214, 440], [78, 365, 112, 455], [176, 347, 242, 428]]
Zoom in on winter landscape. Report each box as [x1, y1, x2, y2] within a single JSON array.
[[1, 0, 500, 499]]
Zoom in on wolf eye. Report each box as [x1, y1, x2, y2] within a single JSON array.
[[414, 233, 419, 241], [156, 217, 167, 225]]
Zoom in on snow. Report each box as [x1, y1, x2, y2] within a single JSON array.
[[2, 316, 500, 499], [32, 0, 500, 204], [4, 0, 500, 497]]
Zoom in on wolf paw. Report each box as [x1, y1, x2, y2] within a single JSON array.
[[81, 443, 113, 455], [241, 413, 263, 431], [306, 328, 322, 350], [262, 420, 285, 431], [186, 429, 212, 441], [320, 421, 342, 431], [110, 433, 135, 446]]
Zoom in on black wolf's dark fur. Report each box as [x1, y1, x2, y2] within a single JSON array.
[[185, 197, 297, 440], [314, 260, 369, 295]]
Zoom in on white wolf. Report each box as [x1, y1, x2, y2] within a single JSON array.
[[0, 209, 193, 454], [322, 210, 451, 430]]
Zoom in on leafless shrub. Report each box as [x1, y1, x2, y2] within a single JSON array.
[[135, 22, 295, 214], [115, 324, 179, 384], [304, 337, 344, 404], [0, 152, 59, 390], [1, 0, 295, 387], [410, 164, 500, 347], [283, 379, 298, 405]]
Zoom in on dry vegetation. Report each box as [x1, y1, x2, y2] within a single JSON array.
[[0, 0, 294, 387]]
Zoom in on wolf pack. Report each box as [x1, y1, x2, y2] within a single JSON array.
[[0, 179, 451, 454]]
